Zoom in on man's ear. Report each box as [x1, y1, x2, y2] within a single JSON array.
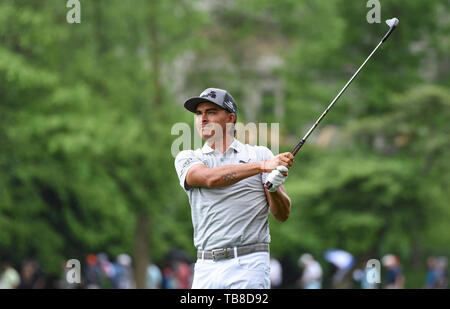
[[229, 113, 236, 124]]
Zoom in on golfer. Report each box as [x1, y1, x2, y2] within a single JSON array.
[[175, 88, 293, 289]]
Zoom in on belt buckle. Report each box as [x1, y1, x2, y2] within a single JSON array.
[[211, 248, 227, 261]]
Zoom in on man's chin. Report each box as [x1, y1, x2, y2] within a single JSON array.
[[201, 134, 212, 141], [199, 129, 215, 141]]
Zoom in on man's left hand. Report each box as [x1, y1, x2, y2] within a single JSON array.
[[266, 166, 288, 192]]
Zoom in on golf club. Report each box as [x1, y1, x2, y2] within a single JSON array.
[[265, 18, 399, 190]]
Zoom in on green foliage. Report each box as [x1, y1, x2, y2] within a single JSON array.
[[273, 154, 423, 255]]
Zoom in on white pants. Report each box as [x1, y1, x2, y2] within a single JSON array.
[[191, 251, 271, 289]]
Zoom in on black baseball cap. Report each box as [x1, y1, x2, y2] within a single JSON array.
[[184, 88, 238, 119]]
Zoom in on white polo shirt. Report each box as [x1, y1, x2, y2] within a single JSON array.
[[174, 139, 274, 251]]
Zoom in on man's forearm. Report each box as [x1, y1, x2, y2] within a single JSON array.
[[265, 185, 291, 222], [198, 162, 263, 188]]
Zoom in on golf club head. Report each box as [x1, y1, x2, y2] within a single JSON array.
[[386, 17, 399, 28], [382, 17, 399, 42]]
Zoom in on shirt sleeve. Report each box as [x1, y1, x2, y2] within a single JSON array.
[[174, 150, 204, 191], [256, 146, 275, 184]]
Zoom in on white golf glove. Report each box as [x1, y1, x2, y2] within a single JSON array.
[[266, 166, 288, 192]]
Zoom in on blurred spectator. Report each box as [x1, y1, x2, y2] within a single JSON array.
[[97, 253, 116, 288], [352, 269, 365, 288], [18, 260, 45, 289], [0, 261, 21, 289], [434, 256, 448, 289], [382, 254, 404, 289], [162, 265, 177, 289], [297, 253, 323, 289], [425, 256, 438, 288], [85, 254, 101, 288], [56, 260, 78, 289], [324, 249, 354, 288], [162, 248, 194, 289], [174, 261, 192, 289], [353, 264, 380, 289], [146, 263, 162, 289], [270, 257, 283, 288], [114, 253, 135, 289]]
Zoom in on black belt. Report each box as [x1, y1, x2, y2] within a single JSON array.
[[197, 243, 269, 261]]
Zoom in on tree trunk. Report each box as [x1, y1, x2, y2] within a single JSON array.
[[128, 2, 167, 290], [133, 211, 150, 289]]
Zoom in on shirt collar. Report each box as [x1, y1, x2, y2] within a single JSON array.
[[229, 138, 242, 153], [201, 138, 242, 154], [201, 142, 215, 154]]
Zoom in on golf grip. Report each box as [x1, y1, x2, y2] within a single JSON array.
[[263, 139, 305, 190]]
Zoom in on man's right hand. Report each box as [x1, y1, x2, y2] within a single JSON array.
[[260, 152, 294, 173]]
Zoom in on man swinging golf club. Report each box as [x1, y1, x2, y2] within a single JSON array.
[[175, 88, 293, 289], [174, 17, 400, 289]]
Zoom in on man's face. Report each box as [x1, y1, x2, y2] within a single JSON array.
[[195, 102, 235, 140]]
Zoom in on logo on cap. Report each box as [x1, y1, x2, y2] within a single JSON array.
[[224, 100, 234, 112], [201, 90, 216, 99]]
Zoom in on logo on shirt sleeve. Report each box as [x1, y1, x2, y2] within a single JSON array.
[[180, 158, 193, 175]]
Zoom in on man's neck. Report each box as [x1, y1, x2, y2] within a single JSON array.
[[206, 135, 234, 154]]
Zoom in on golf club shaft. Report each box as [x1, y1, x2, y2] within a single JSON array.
[[265, 24, 398, 191], [292, 39, 383, 156]]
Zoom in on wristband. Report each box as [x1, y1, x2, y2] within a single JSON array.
[[260, 161, 267, 173]]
